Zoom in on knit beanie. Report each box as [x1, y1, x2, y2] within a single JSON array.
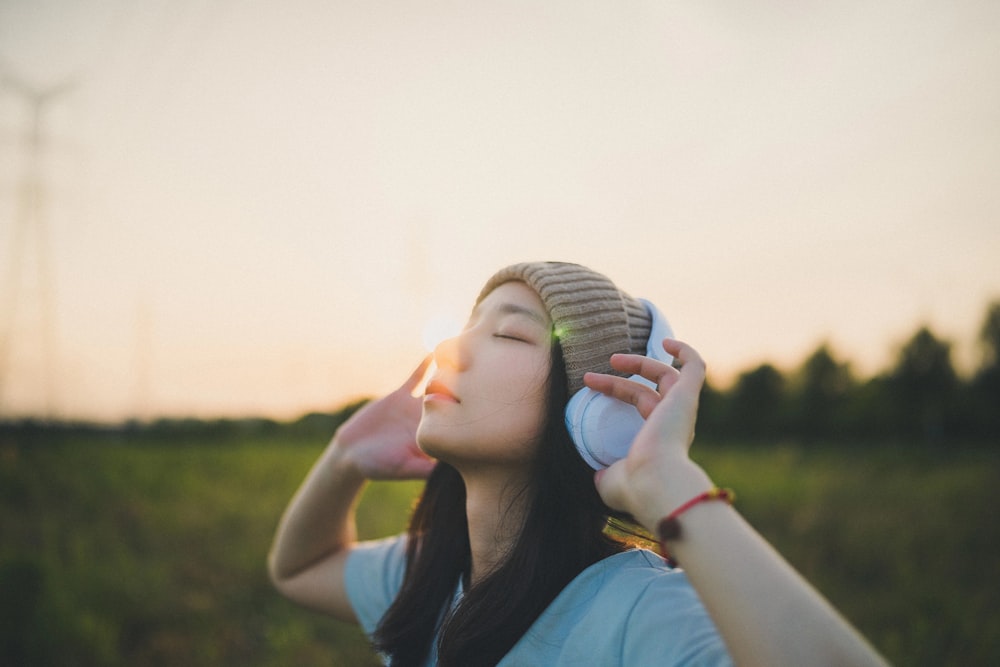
[[476, 262, 652, 396]]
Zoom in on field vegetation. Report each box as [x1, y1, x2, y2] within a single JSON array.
[[1, 427, 997, 666]]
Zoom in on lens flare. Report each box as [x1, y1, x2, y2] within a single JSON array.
[[421, 313, 463, 352]]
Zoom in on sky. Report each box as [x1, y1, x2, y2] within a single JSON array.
[[0, 0, 998, 422]]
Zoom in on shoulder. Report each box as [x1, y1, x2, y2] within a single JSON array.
[[567, 548, 695, 602], [502, 549, 732, 666], [612, 551, 732, 665], [582, 549, 714, 618], [344, 534, 409, 634]]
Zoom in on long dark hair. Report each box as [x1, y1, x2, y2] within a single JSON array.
[[372, 341, 635, 666]]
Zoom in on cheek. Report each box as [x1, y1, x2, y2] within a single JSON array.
[[491, 356, 548, 401], [501, 369, 551, 434]]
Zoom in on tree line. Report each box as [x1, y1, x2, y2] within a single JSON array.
[[696, 301, 1000, 445], [5, 301, 997, 446]]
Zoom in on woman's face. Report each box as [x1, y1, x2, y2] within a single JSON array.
[[417, 281, 553, 469]]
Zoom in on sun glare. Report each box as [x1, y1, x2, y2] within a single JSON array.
[[421, 313, 463, 352]]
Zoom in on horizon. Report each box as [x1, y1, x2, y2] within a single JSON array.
[[2, 304, 994, 426]]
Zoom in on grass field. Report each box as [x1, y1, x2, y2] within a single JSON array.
[[1, 431, 997, 666]]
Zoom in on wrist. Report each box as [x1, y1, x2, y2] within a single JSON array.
[[324, 437, 369, 485], [632, 457, 714, 533], [655, 486, 735, 566]]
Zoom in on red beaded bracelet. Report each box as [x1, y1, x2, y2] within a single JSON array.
[[657, 487, 735, 567]]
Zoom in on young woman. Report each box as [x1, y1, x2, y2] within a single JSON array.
[[268, 262, 887, 666]]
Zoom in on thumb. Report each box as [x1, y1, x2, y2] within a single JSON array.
[[594, 460, 631, 514]]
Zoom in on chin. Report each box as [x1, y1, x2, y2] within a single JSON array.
[[415, 427, 447, 461]]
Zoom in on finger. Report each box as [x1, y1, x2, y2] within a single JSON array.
[[659, 339, 707, 393], [593, 460, 629, 513], [582, 372, 662, 419], [608, 353, 680, 392], [402, 355, 434, 391], [611, 339, 705, 384], [651, 340, 706, 424]]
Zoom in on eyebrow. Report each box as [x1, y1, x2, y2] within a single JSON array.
[[472, 302, 549, 328], [497, 302, 548, 327]]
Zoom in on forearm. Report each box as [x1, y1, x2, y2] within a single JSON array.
[[638, 459, 888, 667], [268, 440, 367, 582], [587, 343, 886, 664]]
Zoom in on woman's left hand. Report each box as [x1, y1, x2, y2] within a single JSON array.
[[584, 338, 713, 530], [586, 339, 890, 667]]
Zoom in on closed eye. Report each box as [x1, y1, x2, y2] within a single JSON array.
[[493, 333, 528, 343]]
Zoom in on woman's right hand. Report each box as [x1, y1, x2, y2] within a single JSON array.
[[332, 356, 438, 480], [269, 358, 435, 619]]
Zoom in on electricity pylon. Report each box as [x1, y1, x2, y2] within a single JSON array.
[[0, 67, 75, 420]]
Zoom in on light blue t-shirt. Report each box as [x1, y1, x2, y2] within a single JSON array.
[[345, 535, 732, 666]]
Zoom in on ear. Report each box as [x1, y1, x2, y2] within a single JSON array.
[[564, 299, 674, 470]]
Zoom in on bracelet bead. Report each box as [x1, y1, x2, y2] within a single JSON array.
[[656, 486, 735, 567]]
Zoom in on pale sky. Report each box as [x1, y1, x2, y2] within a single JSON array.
[[1, 0, 998, 422]]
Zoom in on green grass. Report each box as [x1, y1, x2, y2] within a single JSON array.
[[1, 433, 997, 666], [692, 443, 1000, 665]]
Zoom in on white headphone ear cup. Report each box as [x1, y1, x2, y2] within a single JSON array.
[[565, 378, 650, 469], [565, 299, 674, 470]]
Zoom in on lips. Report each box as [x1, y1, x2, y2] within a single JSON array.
[[424, 379, 459, 403]]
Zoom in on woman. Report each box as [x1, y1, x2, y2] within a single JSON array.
[[269, 262, 887, 666]]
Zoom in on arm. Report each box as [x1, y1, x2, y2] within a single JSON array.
[[267, 357, 437, 621], [587, 340, 888, 667]]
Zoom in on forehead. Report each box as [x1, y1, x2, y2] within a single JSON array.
[[475, 281, 551, 328]]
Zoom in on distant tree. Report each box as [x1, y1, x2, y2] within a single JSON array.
[[968, 300, 1000, 439], [289, 399, 368, 439], [887, 326, 957, 442], [843, 375, 896, 439], [696, 378, 727, 438], [791, 344, 855, 440], [726, 363, 787, 439], [976, 300, 1000, 373]]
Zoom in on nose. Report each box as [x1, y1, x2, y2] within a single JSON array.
[[433, 331, 467, 370]]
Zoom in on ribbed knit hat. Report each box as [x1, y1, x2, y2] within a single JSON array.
[[476, 262, 652, 396]]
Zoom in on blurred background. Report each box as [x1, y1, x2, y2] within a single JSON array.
[[1, 1, 998, 665], [1, 0, 998, 422]]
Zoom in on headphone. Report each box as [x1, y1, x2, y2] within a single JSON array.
[[565, 299, 674, 470]]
